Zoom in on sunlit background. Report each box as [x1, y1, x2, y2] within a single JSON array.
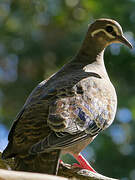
[[0, 0, 135, 179]]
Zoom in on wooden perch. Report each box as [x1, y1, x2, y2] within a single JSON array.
[[0, 152, 119, 180]]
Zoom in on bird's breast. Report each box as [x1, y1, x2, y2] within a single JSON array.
[[74, 76, 117, 131]]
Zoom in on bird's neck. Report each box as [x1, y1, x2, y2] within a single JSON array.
[[74, 36, 105, 66]]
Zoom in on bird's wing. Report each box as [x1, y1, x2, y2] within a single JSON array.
[[3, 68, 100, 158], [30, 75, 113, 154], [2, 66, 91, 157]]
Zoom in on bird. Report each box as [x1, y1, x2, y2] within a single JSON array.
[[2, 18, 132, 175]]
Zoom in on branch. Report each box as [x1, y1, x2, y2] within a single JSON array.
[[0, 152, 119, 180]]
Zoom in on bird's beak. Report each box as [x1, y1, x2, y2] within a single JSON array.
[[117, 35, 133, 49]]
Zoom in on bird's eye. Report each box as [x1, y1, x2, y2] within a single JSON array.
[[105, 25, 114, 33]]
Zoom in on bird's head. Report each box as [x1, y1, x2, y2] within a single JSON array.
[[88, 18, 133, 50]]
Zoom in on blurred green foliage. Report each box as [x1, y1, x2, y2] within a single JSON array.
[[0, 0, 135, 179]]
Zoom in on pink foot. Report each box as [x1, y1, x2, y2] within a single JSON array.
[[59, 159, 63, 164], [73, 154, 96, 173]]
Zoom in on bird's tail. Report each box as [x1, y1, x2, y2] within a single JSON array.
[[7, 150, 61, 175]]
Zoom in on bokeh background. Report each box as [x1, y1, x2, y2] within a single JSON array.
[[0, 0, 135, 179]]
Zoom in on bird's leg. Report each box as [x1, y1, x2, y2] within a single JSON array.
[[59, 159, 63, 164], [59, 154, 96, 173], [73, 154, 96, 173]]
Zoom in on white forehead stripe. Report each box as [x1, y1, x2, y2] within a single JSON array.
[[91, 28, 115, 39]]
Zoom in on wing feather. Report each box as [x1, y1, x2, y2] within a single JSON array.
[[30, 77, 112, 154]]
